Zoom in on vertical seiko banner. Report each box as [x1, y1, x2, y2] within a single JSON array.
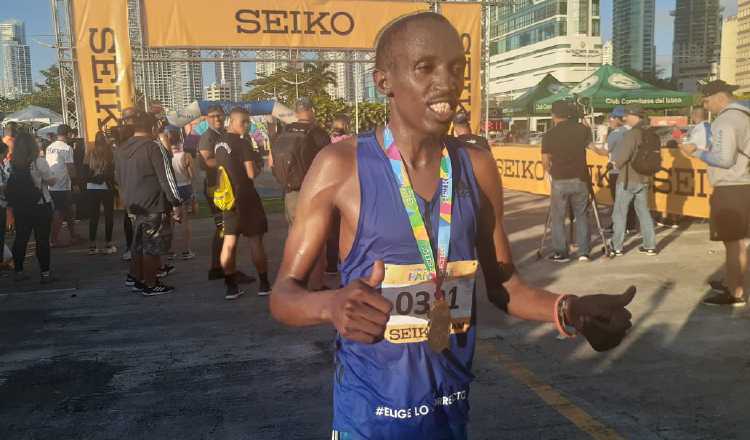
[[440, 2, 482, 134], [71, 0, 135, 142]]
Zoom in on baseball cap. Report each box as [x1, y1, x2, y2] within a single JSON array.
[[609, 106, 625, 119], [551, 100, 573, 118], [453, 112, 470, 125], [623, 104, 646, 117], [699, 80, 740, 96], [295, 97, 314, 111]]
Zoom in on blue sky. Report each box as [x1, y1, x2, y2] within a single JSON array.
[[0, 0, 741, 85]]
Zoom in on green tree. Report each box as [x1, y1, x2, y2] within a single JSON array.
[[243, 62, 337, 105], [23, 65, 65, 114]]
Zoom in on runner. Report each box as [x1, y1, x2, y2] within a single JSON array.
[[270, 13, 636, 439], [214, 107, 271, 299]]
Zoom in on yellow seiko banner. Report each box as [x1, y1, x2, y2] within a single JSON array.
[[142, 0, 428, 49], [71, 0, 135, 143], [492, 146, 712, 219], [441, 2, 482, 134]]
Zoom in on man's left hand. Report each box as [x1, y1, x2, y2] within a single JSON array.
[[565, 286, 636, 352], [679, 143, 697, 156]]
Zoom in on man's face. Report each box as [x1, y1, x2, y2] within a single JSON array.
[[624, 114, 640, 127], [702, 93, 725, 115], [207, 110, 225, 130], [295, 109, 314, 123], [377, 20, 466, 137], [229, 113, 250, 134]]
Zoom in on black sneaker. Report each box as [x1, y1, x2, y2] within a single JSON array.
[[257, 281, 271, 297], [638, 247, 658, 256], [208, 268, 225, 281], [40, 272, 56, 284], [235, 270, 256, 285], [548, 253, 570, 263], [131, 281, 147, 292], [702, 292, 746, 307], [157, 265, 175, 278], [611, 249, 624, 257], [141, 283, 175, 296], [225, 284, 246, 300], [125, 274, 138, 287], [709, 280, 729, 293]]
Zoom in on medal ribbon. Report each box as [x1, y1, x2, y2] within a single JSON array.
[[383, 126, 453, 300]]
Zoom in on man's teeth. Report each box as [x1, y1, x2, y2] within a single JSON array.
[[429, 102, 452, 114]]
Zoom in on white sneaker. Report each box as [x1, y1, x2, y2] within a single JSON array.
[[103, 245, 118, 255], [180, 250, 196, 260], [121, 250, 132, 261]]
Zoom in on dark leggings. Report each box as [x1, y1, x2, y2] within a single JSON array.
[[88, 189, 114, 242], [13, 203, 52, 273], [0, 207, 6, 260], [124, 212, 133, 250]]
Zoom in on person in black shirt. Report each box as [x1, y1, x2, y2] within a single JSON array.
[[453, 112, 490, 151], [215, 107, 271, 299], [541, 101, 593, 262]]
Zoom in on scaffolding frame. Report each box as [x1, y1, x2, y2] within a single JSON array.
[[52, 0, 493, 133]]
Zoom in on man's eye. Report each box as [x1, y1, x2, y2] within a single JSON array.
[[416, 63, 432, 72]]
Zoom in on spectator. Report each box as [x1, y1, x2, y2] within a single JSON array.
[[169, 128, 197, 260], [215, 107, 271, 299], [46, 124, 80, 246], [611, 105, 658, 256], [83, 131, 116, 255], [7, 133, 56, 283], [0, 141, 8, 270], [2, 121, 18, 159], [453, 112, 490, 150], [115, 109, 183, 296], [542, 101, 592, 262], [330, 113, 352, 144], [680, 80, 750, 306]]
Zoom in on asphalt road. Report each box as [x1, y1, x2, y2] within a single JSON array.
[[1, 179, 748, 439]]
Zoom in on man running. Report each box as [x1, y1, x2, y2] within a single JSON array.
[[215, 108, 271, 299], [270, 13, 636, 439]]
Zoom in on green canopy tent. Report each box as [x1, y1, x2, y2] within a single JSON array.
[[534, 65, 696, 113], [505, 74, 569, 116]]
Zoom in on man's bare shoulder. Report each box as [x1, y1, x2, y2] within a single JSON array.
[[306, 135, 359, 188]]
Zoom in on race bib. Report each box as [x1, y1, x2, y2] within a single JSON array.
[[381, 260, 478, 344]]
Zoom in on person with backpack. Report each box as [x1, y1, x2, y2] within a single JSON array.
[[680, 80, 750, 307], [611, 104, 659, 257], [7, 133, 57, 283], [214, 107, 271, 299], [271, 97, 330, 225]]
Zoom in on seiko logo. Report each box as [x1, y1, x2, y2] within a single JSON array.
[[235, 9, 355, 36]]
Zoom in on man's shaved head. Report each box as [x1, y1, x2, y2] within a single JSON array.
[[375, 12, 456, 72]]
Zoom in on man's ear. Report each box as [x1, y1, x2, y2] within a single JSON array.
[[374, 68, 393, 98]]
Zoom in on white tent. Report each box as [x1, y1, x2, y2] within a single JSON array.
[[2, 105, 63, 126]]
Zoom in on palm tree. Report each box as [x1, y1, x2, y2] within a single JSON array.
[[243, 62, 337, 106]]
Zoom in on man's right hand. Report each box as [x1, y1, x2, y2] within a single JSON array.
[[327, 260, 392, 344]]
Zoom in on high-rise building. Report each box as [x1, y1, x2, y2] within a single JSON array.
[[0, 19, 33, 98], [255, 50, 290, 79], [720, 16, 738, 85], [320, 51, 355, 101], [488, 0, 603, 104], [737, 1, 750, 94], [672, 0, 722, 92], [204, 82, 231, 101], [602, 40, 613, 65], [612, 0, 656, 76], [214, 50, 242, 101], [127, 0, 202, 111]]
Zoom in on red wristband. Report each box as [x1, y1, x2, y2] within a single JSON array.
[[554, 295, 576, 338]]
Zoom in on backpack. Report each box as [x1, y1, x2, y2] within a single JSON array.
[[271, 124, 315, 192], [212, 166, 235, 211], [630, 127, 662, 175], [6, 165, 43, 211]]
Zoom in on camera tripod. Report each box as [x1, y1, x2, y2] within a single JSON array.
[[535, 176, 613, 260]]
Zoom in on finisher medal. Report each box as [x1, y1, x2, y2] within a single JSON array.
[[382, 126, 454, 353]]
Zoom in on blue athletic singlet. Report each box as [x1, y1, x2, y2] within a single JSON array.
[[333, 132, 481, 439]]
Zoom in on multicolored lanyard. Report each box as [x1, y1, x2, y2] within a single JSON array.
[[383, 126, 453, 300]]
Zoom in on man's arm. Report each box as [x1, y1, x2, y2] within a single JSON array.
[[149, 142, 182, 207], [198, 134, 218, 169], [612, 130, 636, 169], [269, 139, 392, 343], [541, 132, 552, 173], [468, 146, 558, 321], [697, 122, 740, 169]]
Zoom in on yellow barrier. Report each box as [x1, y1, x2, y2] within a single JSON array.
[[491, 145, 712, 219]]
